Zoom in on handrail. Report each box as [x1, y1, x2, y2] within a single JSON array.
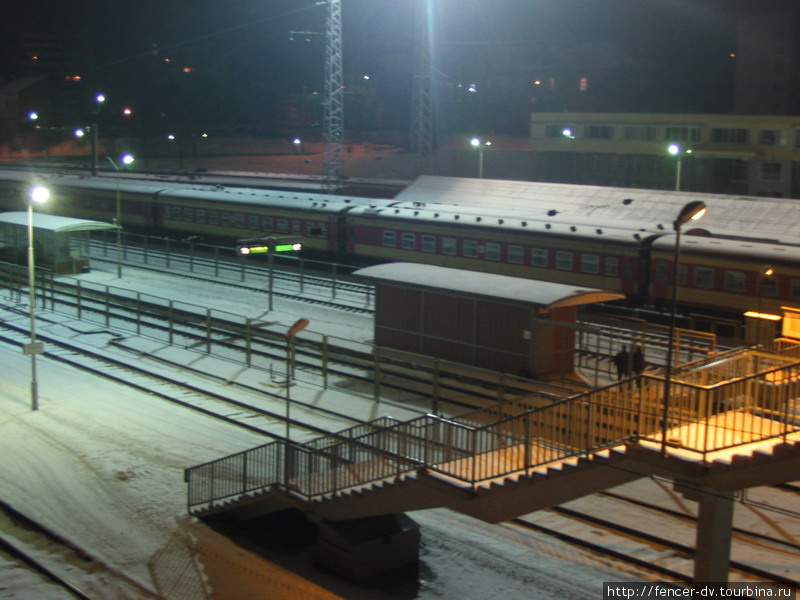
[[185, 350, 800, 512]]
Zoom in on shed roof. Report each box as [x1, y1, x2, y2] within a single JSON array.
[[0, 212, 119, 232], [354, 262, 624, 308]]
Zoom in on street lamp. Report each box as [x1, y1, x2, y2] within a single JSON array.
[[662, 200, 707, 454], [106, 154, 134, 278], [667, 144, 693, 192], [470, 137, 491, 179], [563, 128, 577, 181], [756, 265, 776, 346], [26, 185, 50, 411]]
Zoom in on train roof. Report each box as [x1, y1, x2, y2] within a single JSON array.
[[652, 233, 800, 264], [354, 262, 624, 308], [395, 176, 800, 246]]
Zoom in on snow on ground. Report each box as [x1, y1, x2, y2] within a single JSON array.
[[0, 262, 660, 598]]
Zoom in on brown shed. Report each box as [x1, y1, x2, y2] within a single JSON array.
[[354, 262, 624, 379]]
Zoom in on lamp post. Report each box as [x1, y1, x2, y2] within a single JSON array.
[[470, 137, 491, 179], [662, 200, 707, 455], [563, 128, 577, 182], [756, 265, 776, 346], [26, 186, 50, 411], [283, 318, 309, 486], [667, 144, 693, 192], [106, 154, 134, 278]]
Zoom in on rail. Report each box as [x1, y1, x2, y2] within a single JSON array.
[[185, 353, 800, 511]]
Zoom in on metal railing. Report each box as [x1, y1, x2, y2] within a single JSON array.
[[185, 353, 800, 512]]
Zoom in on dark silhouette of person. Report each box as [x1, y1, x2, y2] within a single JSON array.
[[614, 346, 631, 380]]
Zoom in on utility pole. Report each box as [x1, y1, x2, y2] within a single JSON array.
[[410, 0, 434, 169], [323, 0, 344, 193]]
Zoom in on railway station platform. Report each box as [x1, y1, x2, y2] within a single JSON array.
[[184, 343, 800, 585]]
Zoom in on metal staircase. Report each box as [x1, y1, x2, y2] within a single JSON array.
[[185, 350, 800, 524]]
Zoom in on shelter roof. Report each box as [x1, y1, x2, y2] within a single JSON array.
[[354, 262, 624, 308], [0, 212, 118, 232]]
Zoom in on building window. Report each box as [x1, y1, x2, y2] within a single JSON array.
[[760, 130, 785, 146], [725, 271, 745, 293], [508, 245, 523, 264], [531, 248, 548, 267], [731, 160, 748, 181], [402, 232, 416, 250], [710, 128, 749, 144], [605, 257, 619, 276], [442, 237, 456, 255], [623, 126, 657, 141], [665, 126, 701, 142], [248, 215, 259, 229], [759, 162, 782, 181], [581, 254, 600, 274], [545, 124, 573, 138], [382, 230, 396, 247], [463, 240, 478, 258], [694, 267, 714, 288], [422, 235, 435, 252], [583, 125, 614, 140], [555, 250, 573, 270], [485, 242, 501, 260]]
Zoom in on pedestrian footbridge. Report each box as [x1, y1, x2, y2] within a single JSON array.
[[184, 343, 800, 583]]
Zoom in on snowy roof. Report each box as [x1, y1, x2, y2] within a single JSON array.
[[394, 176, 800, 246], [354, 262, 624, 308], [652, 233, 800, 264], [0, 211, 118, 232]]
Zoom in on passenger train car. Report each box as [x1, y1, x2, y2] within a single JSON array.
[[1, 169, 799, 323]]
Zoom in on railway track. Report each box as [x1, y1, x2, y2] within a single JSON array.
[[511, 479, 800, 586]]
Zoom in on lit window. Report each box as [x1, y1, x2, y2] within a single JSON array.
[[555, 251, 573, 270], [531, 248, 548, 267], [463, 240, 478, 258], [485, 242, 501, 260], [694, 267, 714, 288], [725, 271, 745, 292], [581, 254, 599, 274], [579, 77, 588, 91]]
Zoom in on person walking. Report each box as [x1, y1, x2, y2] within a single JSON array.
[[613, 346, 631, 380]]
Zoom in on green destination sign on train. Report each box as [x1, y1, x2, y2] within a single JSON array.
[[238, 242, 303, 255]]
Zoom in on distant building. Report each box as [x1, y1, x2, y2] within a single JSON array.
[[529, 112, 800, 198]]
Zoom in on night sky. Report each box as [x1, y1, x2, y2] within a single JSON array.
[[0, 0, 793, 137]]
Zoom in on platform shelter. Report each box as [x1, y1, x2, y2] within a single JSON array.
[[354, 262, 624, 380], [0, 211, 118, 274]]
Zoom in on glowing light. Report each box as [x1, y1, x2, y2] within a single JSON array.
[[743, 311, 782, 321]]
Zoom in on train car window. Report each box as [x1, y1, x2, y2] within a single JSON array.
[[422, 235, 436, 252], [291, 220, 301, 234], [655, 262, 667, 282], [581, 254, 600, 274], [262, 217, 273, 231], [555, 250, 573, 270], [196, 209, 206, 224], [171, 206, 181, 219], [442, 237, 456, 255], [382, 230, 396, 247], [790, 279, 800, 300], [678, 265, 688, 286], [725, 271, 746, 293], [183, 208, 193, 221], [463, 240, 478, 258], [531, 248, 548, 267], [208, 210, 219, 225], [248, 215, 259, 229], [508, 245, 523, 264], [605, 257, 618, 276], [277, 218, 288, 233], [759, 277, 779, 296], [402, 233, 416, 250], [234, 214, 244, 228], [485, 242, 501, 260], [694, 267, 714, 289], [222, 212, 232, 227]]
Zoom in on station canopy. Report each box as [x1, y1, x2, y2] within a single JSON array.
[[0, 212, 118, 232], [354, 262, 624, 309]]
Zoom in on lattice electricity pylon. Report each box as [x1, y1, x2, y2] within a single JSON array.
[[323, 0, 344, 193], [410, 0, 434, 164]]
